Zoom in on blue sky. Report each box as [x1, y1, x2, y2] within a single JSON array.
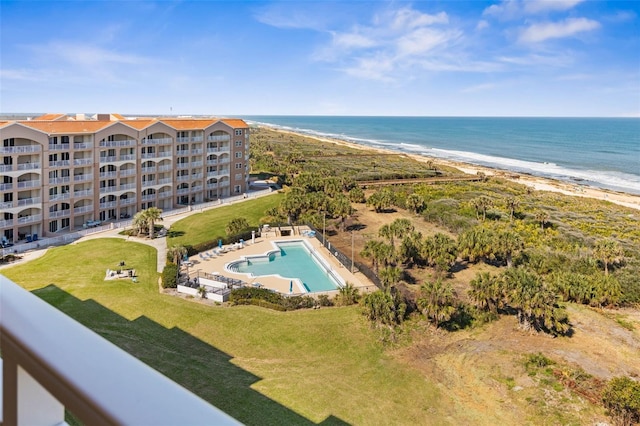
[[1, 1, 638, 117]]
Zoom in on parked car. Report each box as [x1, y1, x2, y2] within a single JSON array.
[[84, 220, 102, 228]]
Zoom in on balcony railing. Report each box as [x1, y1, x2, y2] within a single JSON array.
[[74, 205, 93, 214], [0, 276, 238, 425], [176, 163, 189, 169], [119, 183, 136, 191], [73, 189, 93, 198], [141, 194, 156, 201], [17, 214, 42, 224], [48, 144, 71, 151], [17, 180, 40, 189], [191, 149, 203, 155], [142, 180, 157, 187], [177, 175, 190, 182], [206, 146, 230, 153], [120, 168, 136, 176], [74, 174, 92, 182], [0, 164, 13, 172], [98, 139, 136, 147], [119, 155, 136, 162], [158, 191, 173, 198], [143, 137, 173, 145], [158, 164, 173, 172], [99, 201, 117, 209], [49, 209, 71, 218], [208, 135, 230, 142], [49, 160, 71, 168], [0, 218, 13, 228], [49, 193, 71, 201], [176, 188, 190, 195], [18, 197, 42, 206], [0, 183, 13, 191], [99, 171, 117, 178], [157, 178, 172, 185], [17, 162, 41, 171], [100, 186, 118, 194], [121, 197, 136, 205], [49, 177, 70, 185], [141, 166, 157, 173], [73, 158, 93, 166], [191, 161, 203, 168], [73, 142, 92, 150], [0, 145, 41, 153], [99, 156, 117, 163]]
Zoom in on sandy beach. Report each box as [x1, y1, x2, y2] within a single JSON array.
[[265, 126, 640, 212]]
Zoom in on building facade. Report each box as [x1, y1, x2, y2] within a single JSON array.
[[0, 114, 250, 242]]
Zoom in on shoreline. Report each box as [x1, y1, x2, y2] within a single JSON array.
[[258, 125, 640, 212]]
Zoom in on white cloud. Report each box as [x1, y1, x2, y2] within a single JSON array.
[[460, 82, 499, 93], [332, 31, 377, 49], [523, 0, 584, 14], [476, 20, 490, 30], [386, 8, 448, 30], [519, 17, 600, 43], [483, 0, 584, 19], [396, 27, 458, 56]]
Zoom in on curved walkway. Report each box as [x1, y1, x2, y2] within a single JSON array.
[[0, 190, 278, 273]]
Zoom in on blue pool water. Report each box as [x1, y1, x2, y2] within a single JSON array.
[[233, 241, 340, 292]]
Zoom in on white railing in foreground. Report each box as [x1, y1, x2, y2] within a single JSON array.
[[0, 276, 239, 425]]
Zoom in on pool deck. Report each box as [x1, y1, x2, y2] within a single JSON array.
[[184, 234, 376, 295]]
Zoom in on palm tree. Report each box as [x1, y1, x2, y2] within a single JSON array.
[[362, 290, 406, 328], [132, 211, 146, 236], [226, 217, 250, 236], [334, 282, 360, 306], [167, 245, 188, 266], [417, 280, 457, 329], [379, 266, 403, 290], [421, 233, 457, 276], [468, 272, 503, 314], [593, 238, 624, 275], [405, 193, 426, 214], [398, 231, 423, 266], [361, 240, 385, 273], [534, 210, 549, 232], [496, 229, 524, 268], [472, 196, 493, 221], [143, 207, 163, 238], [505, 196, 520, 221], [331, 195, 353, 232]]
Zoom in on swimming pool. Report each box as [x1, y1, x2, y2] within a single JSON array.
[[228, 240, 343, 293]]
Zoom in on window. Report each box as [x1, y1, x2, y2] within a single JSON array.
[[235, 130, 242, 136], [62, 218, 70, 228], [235, 140, 242, 147], [49, 221, 58, 233], [235, 173, 242, 180], [61, 136, 70, 144], [235, 152, 242, 158], [235, 162, 242, 169], [234, 185, 241, 193]]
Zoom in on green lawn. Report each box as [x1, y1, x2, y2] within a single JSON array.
[[2, 238, 445, 425], [168, 193, 283, 248]]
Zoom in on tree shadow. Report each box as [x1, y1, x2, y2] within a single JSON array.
[[32, 285, 349, 426], [346, 223, 367, 232], [167, 230, 185, 238]]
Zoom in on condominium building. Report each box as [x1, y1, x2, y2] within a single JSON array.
[[0, 113, 250, 243]]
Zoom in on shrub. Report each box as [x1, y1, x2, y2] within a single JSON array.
[[161, 263, 178, 288], [602, 376, 640, 426], [317, 294, 334, 307]]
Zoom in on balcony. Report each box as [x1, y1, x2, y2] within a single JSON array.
[[177, 175, 190, 182], [0, 218, 13, 228], [119, 183, 136, 191], [49, 176, 70, 185], [191, 173, 204, 180], [121, 197, 137, 206], [0, 145, 41, 154], [141, 166, 157, 173], [17, 214, 42, 224], [143, 137, 173, 145], [73, 189, 93, 198], [18, 197, 42, 206], [17, 162, 41, 171], [99, 201, 117, 209], [158, 164, 173, 172], [73, 158, 93, 166], [141, 194, 155, 201], [176, 163, 189, 170], [119, 155, 136, 162], [0, 276, 237, 425], [176, 188, 190, 195], [48, 144, 71, 151], [120, 168, 136, 177], [158, 191, 173, 198], [0, 164, 13, 172], [156, 151, 172, 158], [17, 180, 40, 189], [176, 137, 190, 143], [100, 186, 119, 194], [208, 135, 230, 142], [49, 160, 71, 168], [191, 149, 203, 155], [99, 171, 117, 178], [49, 193, 70, 202], [191, 161, 203, 168], [74, 205, 93, 214], [142, 180, 157, 188], [73, 142, 92, 150], [74, 174, 92, 182], [0, 183, 13, 191], [49, 209, 71, 218], [206, 182, 218, 189], [99, 156, 117, 163], [98, 139, 136, 147], [206, 146, 230, 153]]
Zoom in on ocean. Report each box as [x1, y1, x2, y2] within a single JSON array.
[[242, 116, 640, 196]]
